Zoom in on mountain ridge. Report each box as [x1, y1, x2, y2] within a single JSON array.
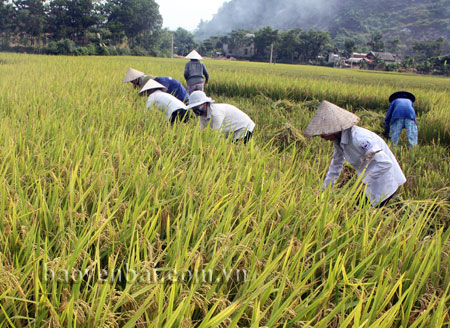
[[194, 0, 450, 54]]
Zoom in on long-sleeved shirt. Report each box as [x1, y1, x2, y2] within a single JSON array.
[[384, 98, 416, 133], [154, 77, 189, 104], [184, 60, 209, 87], [323, 126, 406, 205], [199, 103, 255, 140], [146, 90, 186, 121]]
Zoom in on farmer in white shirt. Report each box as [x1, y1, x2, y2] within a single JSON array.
[[187, 91, 255, 144], [139, 79, 189, 124], [304, 100, 406, 207]]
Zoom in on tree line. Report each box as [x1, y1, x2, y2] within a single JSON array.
[[0, 0, 447, 75], [197, 28, 448, 75], [0, 0, 167, 55]]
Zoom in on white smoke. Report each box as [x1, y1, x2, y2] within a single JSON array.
[[195, 0, 339, 40]]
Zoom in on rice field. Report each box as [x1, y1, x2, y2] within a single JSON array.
[[0, 53, 449, 327]]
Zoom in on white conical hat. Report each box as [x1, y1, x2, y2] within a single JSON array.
[[123, 68, 145, 83], [186, 91, 214, 109], [139, 79, 166, 94], [303, 101, 360, 137], [185, 50, 202, 60]]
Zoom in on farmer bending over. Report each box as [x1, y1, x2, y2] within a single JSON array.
[[140, 79, 189, 124], [187, 91, 255, 144], [304, 101, 406, 207], [123, 68, 189, 104], [384, 91, 418, 147]]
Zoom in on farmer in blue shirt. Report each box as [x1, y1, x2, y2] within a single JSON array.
[[123, 68, 189, 104], [384, 91, 418, 147], [154, 76, 189, 104]]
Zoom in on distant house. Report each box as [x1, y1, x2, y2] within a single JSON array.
[[344, 52, 367, 67], [328, 53, 340, 63], [223, 33, 255, 58], [351, 52, 367, 59], [342, 51, 397, 70], [366, 51, 397, 63]]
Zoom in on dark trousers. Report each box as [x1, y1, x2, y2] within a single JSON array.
[[376, 193, 395, 208], [242, 131, 253, 144], [234, 131, 253, 145], [358, 192, 396, 208], [170, 109, 189, 124]]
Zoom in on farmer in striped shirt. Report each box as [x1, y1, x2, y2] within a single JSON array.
[[184, 50, 209, 95]]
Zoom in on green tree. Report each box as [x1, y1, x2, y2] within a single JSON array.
[[254, 26, 278, 59], [47, 0, 100, 41], [412, 38, 443, 62], [13, 0, 46, 44], [366, 32, 384, 52], [277, 29, 302, 63], [0, 0, 15, 44], [387, 38, 400, 53], [227, 29, 253, 49], [298, 30, 331, 62], [199, 37, 217, 57], [343, 39, 356, 58], [173, 28, 197, 56], [368, 54, 386, 70], [106, 0, 162, 47], [156, 28, 173, 57], [401, 56, 414, 69]]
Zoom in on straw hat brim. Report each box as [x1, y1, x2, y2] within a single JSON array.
[[186, 99, 214, 109], [123, 68, 145, 83], [185, 50, 202, 60], [139, 79, 167, 93], [303, 101, 360, 137]]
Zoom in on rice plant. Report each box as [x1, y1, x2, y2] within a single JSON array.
[[0, 53, 448, 327]]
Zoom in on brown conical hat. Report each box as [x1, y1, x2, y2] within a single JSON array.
[[303, 101, 360, 137], [185, 50, 202, 60], [139, 79, 166, 94], [123, 68, 145, 83]]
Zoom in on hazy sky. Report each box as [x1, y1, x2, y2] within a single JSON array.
[[155, 0, 227, 32]]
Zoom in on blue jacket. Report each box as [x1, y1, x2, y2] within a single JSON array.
[[154, 77, 189, 104], [384, 98, 416, 133]]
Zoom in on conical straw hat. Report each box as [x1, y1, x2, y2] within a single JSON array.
[[186, 91, 214, 109], [139, 79, 166, 94], [123, 68, 145, 83], [303, 101, 360, 137], [185, 50, 202, 60]]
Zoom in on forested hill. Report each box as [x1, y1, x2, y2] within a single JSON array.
[[195, 0, 450, 48]]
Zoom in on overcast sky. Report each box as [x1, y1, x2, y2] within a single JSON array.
[[155, 0, 227, 32]]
